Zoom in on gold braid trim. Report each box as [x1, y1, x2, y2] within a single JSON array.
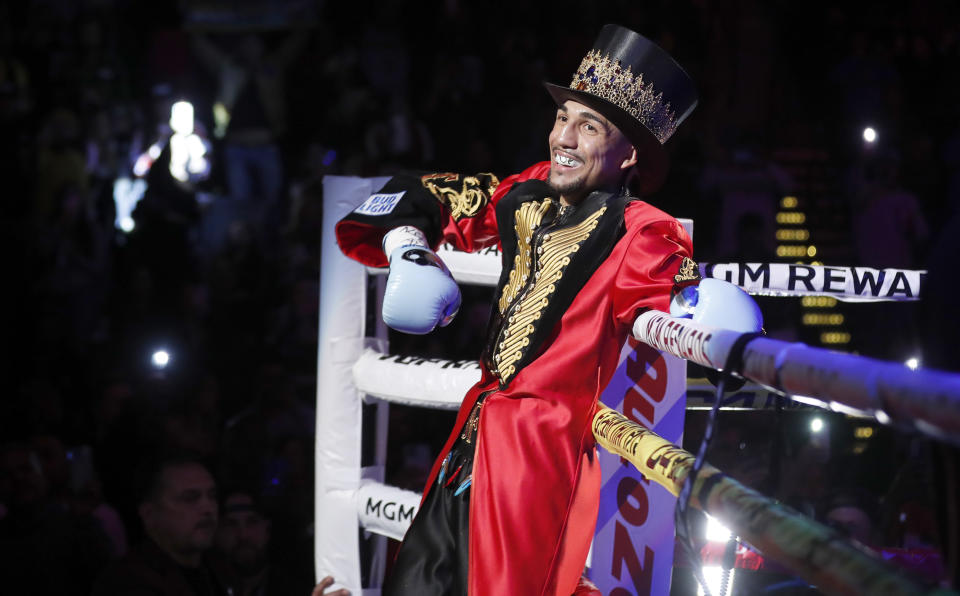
[[494, 206, 607, 382], [498, 199, 553, 313], [421, 172, 500, 220], [674, 256, 700, 284]]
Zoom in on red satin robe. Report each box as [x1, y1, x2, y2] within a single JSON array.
[[336, 162, 694, 595]]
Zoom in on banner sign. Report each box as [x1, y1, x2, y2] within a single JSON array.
[[702, 263, 924, 301], [384, 251, 927, 302], [591, 337, 687, 595]]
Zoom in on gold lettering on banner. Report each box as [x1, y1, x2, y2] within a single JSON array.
[[421, 172, 500, 220], [494, 205, 607, 383], [674, 257, 700, 284]]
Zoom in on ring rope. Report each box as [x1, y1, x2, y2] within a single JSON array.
[[592, 404, 944, 596], [633, 310, 960, 445], [369, 248, 925, 301]]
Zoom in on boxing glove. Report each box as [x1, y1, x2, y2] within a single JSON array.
[[670, 278, 763, 333], [381, 226, 461, 334]]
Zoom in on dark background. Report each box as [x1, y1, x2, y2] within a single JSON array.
[[1, 0, 958, 593]]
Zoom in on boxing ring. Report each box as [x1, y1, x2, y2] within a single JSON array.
[[315, 176, 957, 595]]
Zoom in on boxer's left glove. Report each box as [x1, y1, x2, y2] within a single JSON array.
[[381, 226, 461, 334]]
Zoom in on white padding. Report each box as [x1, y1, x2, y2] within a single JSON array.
[[316, 175, 390, 593], [369, 242, 502, 286], [436, 243, 502, 286], [357, 480, 422, 542], [353, 349, 478, 409]]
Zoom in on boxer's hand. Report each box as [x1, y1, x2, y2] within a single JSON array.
[[312, 576, 350, 596], [670, 278, 763, 333], [382, 227, 461, 334]]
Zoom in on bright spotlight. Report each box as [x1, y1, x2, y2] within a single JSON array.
[[170, 100, 195, 135], [705, 515, 732, 542], [120, 216, 135, 233], [699, 566, 737, 596], [151, 349, 171, 369], [810, 417, 824, 433], [862, 127, 877, 143], [905, 357, 919, 370]]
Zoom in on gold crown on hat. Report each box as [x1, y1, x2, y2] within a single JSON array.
[[571, 50, 679, 144]]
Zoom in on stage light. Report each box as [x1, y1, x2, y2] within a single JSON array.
[[802, 296, 838, 308], [699, 566, 737, 596], [166, 99, 210, 184], [776, 245, 808, 257], [806, 245, 817, 257], [705, 515, 732, 542], [170, 100, 195, 135], [776, 229, 810, 241], [698, 516, 738, 596], [905, 357, 919, 370], [863, 127, 877, 143], [810, 417, 824, 433], [776, 212, 806, 224], [820, 331, 851, 344], [802, 313, 845, 326], [781, 196, 798, 209], [151, 349, 171, 370]]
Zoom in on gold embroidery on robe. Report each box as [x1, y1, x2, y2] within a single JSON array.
[[421, 172, 500, 220], [493, 205, 607, 383], [497, 198, 553, 313]]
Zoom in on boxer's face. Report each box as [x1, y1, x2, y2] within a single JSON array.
[[548, 100, 637, 205]]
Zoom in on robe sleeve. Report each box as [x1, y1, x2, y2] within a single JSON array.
[[612, 216, 699, 328], [334, 162, 551, 267]]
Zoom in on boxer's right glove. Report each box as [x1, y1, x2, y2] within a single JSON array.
[[381, 226, 461, 334], [670, 278, 763, 333]]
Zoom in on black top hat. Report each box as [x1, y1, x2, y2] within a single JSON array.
[[545, 25, 698, 194]]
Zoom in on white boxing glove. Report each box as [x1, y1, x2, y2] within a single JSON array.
[[670, 278, 763, 333], [381, 226, 461, 335]]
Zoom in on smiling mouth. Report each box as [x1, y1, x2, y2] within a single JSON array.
[[554, 152, 582, 168]]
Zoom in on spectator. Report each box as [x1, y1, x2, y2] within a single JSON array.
[[215, 489, 312, 596], [92, 453, 235, 595], [0, 441, 112, 596], [191, 30, 308, 233], [820, 489, 878, 546], [849, 147, 929, 269]]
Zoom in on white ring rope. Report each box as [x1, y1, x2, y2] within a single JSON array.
[[353, 350, 477, 410], [633, 310, 960, 444], [369, 248, 925, 302], [353, 349, 832, 414]]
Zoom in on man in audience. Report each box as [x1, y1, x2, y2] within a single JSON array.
[[93, 453, 234, 595], [215, 488, 312, 596]]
